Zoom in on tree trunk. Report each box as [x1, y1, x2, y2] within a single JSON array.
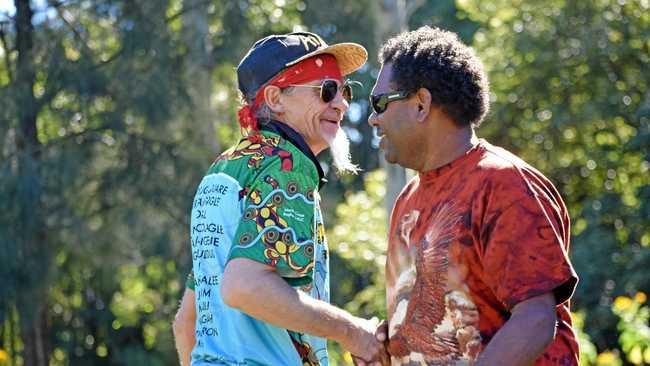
[[374, 0, 425, 217], [18, 308, 50, 366], [182, 0, 219, 153], [14, 1, 50, 365]]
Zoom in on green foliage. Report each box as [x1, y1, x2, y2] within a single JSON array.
[[108, 258, 180, 364], [327, 169, 387, 365], [574, 293, 650, 366], [573, 311, 600, 366], [409, 0, 480, 43], [613, 293, 650, 365], [328, 169, 388, 318]]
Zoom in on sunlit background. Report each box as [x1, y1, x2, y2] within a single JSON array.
[[1, 0, 648, 365]]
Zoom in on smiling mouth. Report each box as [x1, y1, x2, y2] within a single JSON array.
[[321, 119, 339, 125]]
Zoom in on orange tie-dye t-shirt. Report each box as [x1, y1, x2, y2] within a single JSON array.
[[386, 139, 579, 366]]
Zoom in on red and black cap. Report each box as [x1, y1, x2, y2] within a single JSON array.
[[236, 31, 367, 97]]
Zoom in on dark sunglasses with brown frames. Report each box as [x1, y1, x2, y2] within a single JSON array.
[[288, 79, 362, 103]]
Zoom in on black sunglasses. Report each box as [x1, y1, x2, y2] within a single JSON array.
[[370, 91, 411, 114], [289, 79, 359, 103]]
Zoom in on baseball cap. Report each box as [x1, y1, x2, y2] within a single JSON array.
[[237, 31, 367, 98]]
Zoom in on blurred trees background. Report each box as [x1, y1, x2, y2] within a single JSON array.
[[0, 0, 648, 365]]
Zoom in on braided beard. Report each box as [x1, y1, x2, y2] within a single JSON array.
[[326, 127, 359, 175]]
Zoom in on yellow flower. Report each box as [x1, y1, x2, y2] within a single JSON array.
[[628, 345, 643, 365], [0, 349, 8, 363], [596, 350, 617, 364], [613, 296, 633, 311], [643, 346, 650, 363], [634, 292, 647, 304]]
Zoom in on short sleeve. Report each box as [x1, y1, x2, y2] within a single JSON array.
[[186, 271, 195, 290], [228, 156, 317, 286], [480, 170, 578, 310]]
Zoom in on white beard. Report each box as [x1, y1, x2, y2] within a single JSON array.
[[327, 127, 359, 175]]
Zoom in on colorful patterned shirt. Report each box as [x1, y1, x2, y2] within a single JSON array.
[[189, 121, 330, 365], [386, 139, 579, 365]]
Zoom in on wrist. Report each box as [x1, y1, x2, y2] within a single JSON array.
[[334, 313, 361, 347]]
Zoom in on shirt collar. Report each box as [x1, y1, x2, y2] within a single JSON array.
[[260, 120, 326, 189]]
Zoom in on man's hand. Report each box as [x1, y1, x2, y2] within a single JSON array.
[[172, 288, 196, 366], [347, 318, 390, 366]]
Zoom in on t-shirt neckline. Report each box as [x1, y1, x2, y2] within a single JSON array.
[[418, 139, 485, 181]]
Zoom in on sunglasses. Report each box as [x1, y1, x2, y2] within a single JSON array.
[[288, 79, 359, 104], [369, 90, 411, 114]]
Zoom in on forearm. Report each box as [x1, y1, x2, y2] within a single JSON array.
[[174, 328, 195, 366], [173, 289, 197, 366], [476, 293, 557, 366], [221, 258, 387, 363], [221, 258, 358, 344]]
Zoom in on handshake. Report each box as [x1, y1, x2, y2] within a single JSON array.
[[338, 316, 391, 366]]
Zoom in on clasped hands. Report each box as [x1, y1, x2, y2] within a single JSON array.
[[341, 317, 390, 366]]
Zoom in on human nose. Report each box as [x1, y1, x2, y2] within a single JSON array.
[[367, 109, 379, 127], [330, 88, 349, 115]]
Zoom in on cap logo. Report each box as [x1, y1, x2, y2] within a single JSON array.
[[300, 34, 323, 51], [281, 36, 299, 47]]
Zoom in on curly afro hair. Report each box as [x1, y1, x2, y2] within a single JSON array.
[[379, 26, 490, 127]]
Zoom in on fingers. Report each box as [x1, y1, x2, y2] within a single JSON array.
[[348, 317, 391, 365], [355, 357, 387, 366], [375, 319, 388, 342], [353, 356, 382, 366], [377, 344, 390, 366], [353, 330, 390, 366], [352, 355, 369, 366]]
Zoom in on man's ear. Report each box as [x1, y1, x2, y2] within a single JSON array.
[[414, 87, 432, 122], [264, 86, 284, 114]]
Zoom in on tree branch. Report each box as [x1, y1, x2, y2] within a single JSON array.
[[46, 1, 123, 69], [0, 124, 114, 170], [93, 47, 123, 69], [47, 0, 94, 55]]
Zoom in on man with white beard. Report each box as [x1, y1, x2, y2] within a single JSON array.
[[327, 126, 358, 174], [172, 32, 389, 366]]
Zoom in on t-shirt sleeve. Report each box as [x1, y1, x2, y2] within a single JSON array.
[[479, 169, 578, 310], [227, 156, 317, 286]]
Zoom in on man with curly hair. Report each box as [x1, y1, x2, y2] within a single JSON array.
[[368, 26, 579, 365]]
